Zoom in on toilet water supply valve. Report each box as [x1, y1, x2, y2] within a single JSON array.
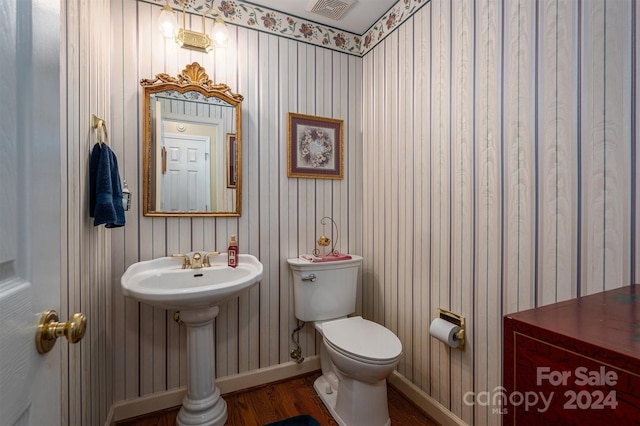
[[290, 321, 305, 363]]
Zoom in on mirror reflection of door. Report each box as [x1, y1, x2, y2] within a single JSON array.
[[160, 133, 211, 212], [153, 95, 228, 212]]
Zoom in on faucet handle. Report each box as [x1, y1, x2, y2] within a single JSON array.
[[203, 251, 220, 267], [171, 254, 191, 269]]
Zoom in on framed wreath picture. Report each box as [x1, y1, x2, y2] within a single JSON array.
[[287, 112, 344, 179]]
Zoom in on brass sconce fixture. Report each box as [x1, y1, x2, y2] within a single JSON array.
[[158, 0, 229, 52]]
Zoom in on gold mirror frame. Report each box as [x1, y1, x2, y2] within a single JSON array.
[[140, 62, 243, 217]]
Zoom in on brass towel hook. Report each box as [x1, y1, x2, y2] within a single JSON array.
[[91, 113, 109, 147]]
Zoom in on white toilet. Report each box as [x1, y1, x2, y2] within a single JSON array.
[[287, 255, 402, 426]]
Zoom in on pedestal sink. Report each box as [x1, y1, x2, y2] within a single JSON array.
[[121, 253, 263, 426]]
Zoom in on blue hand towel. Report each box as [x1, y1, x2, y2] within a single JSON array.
[[89, 143, 125, 228]]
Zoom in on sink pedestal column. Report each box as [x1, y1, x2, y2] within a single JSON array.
[[176, 306, 227, 426]]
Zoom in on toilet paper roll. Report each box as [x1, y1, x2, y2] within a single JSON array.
[[429, 318, 462, 348]]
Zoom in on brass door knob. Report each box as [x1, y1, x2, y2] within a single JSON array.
[[35, 310, 87, 354]]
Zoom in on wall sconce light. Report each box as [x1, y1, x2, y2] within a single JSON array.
[[157, 1, 228, 53], [158, 0, 178, 39], [158, 1, 228, 51], [211, 16, 229, 47]]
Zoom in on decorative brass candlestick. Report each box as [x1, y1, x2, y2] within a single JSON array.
[[313, 216, 340, 256]]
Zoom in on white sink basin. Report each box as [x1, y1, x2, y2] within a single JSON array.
[[122, 252, 263, 425], [121, 253, 263, 310]]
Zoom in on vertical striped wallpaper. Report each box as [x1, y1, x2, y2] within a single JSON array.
[[362, 1, 638, 425], [61, 0, 113, 425], [61, 0, 638, 424], [109, 0, 362, 404]]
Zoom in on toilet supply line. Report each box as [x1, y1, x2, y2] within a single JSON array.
[[290, 321, 306, 363]]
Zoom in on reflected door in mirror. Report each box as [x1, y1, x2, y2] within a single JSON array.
[[160, 134, 211, 211]]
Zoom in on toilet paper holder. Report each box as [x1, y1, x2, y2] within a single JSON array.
[[436, 308, 465, 351]]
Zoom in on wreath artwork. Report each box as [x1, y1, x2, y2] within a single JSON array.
[[287, 113, 344, 179], [299, 127, 333, 168]]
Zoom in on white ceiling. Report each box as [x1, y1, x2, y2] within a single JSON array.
[[247, 0, 397, 35]]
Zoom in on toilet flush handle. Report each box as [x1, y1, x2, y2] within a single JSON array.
[[301, 274, 316, 282]]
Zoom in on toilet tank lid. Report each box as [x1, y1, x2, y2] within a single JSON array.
[[287, 255, 363, 269], [322, 316, 402, 361]]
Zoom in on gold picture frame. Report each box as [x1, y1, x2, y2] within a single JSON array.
[[287, 112, 344, 179]]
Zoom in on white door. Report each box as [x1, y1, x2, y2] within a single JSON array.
[[161, 133, 211, 211], [0, 1, 63, 424]]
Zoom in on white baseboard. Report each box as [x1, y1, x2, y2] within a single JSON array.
[[388, 371, 468, 426], [105, 356, 320, 425]]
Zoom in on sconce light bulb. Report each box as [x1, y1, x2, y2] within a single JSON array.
[[211, 17, 229, 46], [158, 3, 178, 39]]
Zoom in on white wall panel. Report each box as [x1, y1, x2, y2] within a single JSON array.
[[537, 0, 579, 306], [62, 0, 113, 424], [412, 3, 432, 393], [429, 0, 452, 408], [502, 0, 537, 315], [397, 18, 413, 379], [450, 0, 474, 420], [362, 1, 638, 425], [473, 0, 502, 424], [581, 0, 634, 295], [630, 2, 640, 283]]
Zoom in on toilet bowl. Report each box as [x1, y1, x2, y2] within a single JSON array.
[[287, 255, 403, 426], [314, 317, 402, 426]]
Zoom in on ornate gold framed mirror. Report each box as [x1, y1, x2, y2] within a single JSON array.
[[140, 62, 243, 216]]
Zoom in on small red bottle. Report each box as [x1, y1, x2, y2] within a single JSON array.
[[228, 235, 238, 268]]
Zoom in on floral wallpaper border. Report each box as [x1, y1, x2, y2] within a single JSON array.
[[143, 0, 429, 56]]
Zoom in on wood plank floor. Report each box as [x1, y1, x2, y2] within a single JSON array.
[[115, 371, 440, 426]]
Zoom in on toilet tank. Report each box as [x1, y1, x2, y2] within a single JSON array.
[[287, 255, 363, 322]]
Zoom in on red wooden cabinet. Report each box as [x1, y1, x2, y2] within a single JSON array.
[[503, 284, 640, 425]]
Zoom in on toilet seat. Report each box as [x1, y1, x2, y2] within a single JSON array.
[[321, 317, 402, 364]]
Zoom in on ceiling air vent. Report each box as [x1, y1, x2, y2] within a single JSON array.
[[305, 0, 355, 21]]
